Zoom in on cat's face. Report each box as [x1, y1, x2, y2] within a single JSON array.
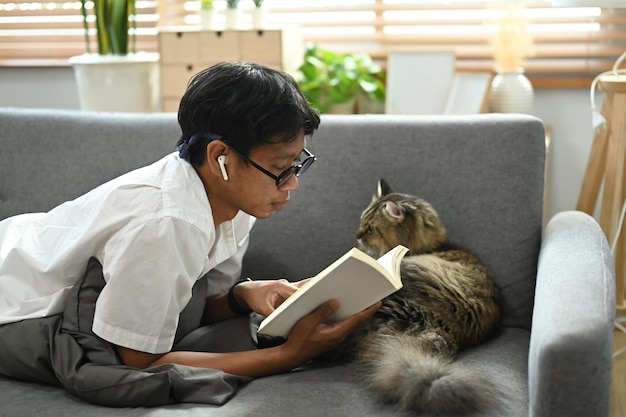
[[356, 179, 446, 257]]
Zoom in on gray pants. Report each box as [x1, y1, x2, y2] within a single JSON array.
[[0, 258, 254, 406]]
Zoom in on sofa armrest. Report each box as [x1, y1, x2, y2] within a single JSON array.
[[529, 210, 615, 417]]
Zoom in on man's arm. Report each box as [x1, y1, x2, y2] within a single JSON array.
[[117, 344, 301, 377], [116, 299, 380, 377], [203, 291, 238, 324]]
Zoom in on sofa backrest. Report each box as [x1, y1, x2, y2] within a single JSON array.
[[241, 114, 546, 330], [0, 108, 179, 218], [0, 108, 545, 330]]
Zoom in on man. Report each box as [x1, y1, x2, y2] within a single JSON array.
[[0, 62, 379, 398]]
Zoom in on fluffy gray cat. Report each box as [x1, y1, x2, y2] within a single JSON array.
[[333, 179, 502, 415]]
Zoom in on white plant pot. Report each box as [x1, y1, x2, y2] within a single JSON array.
[[356, 95, 384, 114], [250, 7, 268, 29], [489, 70, 534, 114], [225, 8, 240, 29], [69, 52, 160, 113], [328, 100, 356, 115], [199, 9, 217, 29]]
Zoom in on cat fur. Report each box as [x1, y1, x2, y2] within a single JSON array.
[[337, 179, 502, 415]]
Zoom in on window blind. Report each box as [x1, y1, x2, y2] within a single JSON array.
[[1, 0, 625, 88], [0, 0, 158, 65]]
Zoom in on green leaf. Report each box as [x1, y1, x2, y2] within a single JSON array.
[[200, 0, 214, 10], [109, 0, 129, 54], [78, 0, 90, 53], [358, 79, 377, 93], [79, 0, 136, 55]]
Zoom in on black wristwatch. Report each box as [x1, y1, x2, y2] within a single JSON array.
[[227, 278, 253, 315]]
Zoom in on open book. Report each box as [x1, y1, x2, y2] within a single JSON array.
[[257, 245, 409, 338]]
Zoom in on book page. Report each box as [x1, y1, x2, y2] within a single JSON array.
[[376, 247, 405, 287]]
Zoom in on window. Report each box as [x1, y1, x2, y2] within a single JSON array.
[[0, 0, 158, 65], [1, 0, 625, 88]]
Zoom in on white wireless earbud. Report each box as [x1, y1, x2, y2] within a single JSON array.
[[217, 155, 229, 181]]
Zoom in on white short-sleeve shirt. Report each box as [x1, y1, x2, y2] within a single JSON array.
[[0, 152, 256, 353]]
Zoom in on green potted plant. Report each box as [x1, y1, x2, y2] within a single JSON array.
[[199, 0, 216, 29], [251, 0, 267, 29], [68, 0, 160, 112], [297, 44, 385, 114], [225, 0, 240, 29]]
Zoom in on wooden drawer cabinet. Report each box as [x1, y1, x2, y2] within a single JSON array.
[[239, 30, 282, 62], [158, 28, 302, 112], [197, 31, 240, 62], [159, 31, 198, 63]]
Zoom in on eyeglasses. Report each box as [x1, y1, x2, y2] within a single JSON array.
[[223, 140, 316, 188]]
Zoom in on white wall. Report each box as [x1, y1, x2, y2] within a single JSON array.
[[0, 67, 79, 109], [533, 88, 597, 218], [0, 66, 598, 221]]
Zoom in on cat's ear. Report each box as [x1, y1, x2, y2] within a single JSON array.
[[385, 201, 405, 223], [377, 178, 394, 198]]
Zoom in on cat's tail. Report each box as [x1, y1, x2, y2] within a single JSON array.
[[357, 332, 503, 415]]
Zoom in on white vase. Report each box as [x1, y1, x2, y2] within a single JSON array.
[[69, 52, 160, 113], [224, 8, 240, 29], [489, 70, 534, 114], [199, 9, 217, 29], [250, 7, 268, 29]]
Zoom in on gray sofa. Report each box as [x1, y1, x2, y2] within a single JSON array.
[[0, 107, 615, 417]]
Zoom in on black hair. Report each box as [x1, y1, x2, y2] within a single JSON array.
[[176, 62, 321, 168]]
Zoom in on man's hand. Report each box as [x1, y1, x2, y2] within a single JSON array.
[[278, 299, 381, 364], [204, 278, 302, 323], [233, 278, 301, 316]]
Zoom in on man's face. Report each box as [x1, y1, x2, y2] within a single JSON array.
[[228, 132, 307, 219]]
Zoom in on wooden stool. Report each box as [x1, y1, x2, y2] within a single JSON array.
[[577, 73, 626, 313]]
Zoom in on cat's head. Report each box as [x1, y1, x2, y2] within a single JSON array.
[[356, 179, 446, 257]]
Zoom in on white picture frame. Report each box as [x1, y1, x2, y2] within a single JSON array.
[[443, 70, 494, 114], [385, 51, 456, 114]]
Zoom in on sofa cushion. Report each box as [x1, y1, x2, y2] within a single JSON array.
[[0, 327, 531, 417]]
